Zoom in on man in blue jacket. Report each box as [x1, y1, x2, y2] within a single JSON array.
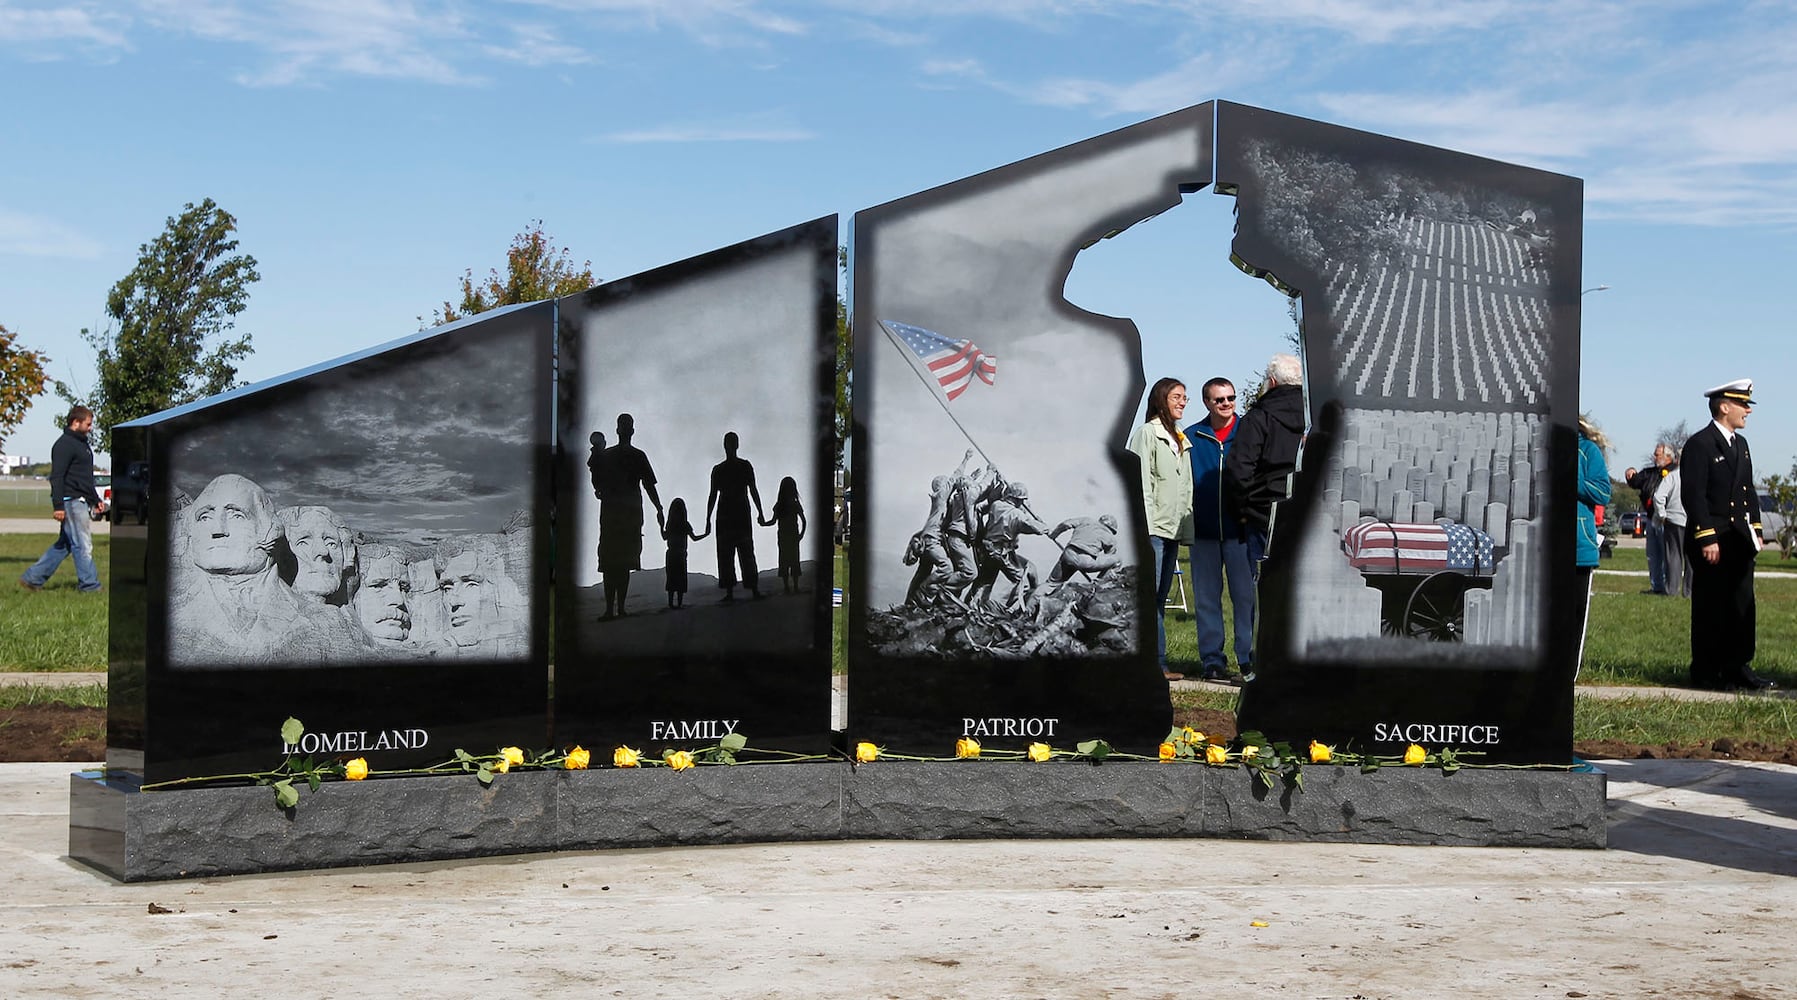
[[1185, 377, 1253, 684], [19, 405, 106, 593]]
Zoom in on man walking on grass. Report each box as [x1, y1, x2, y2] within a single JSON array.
[[19, 405, 107, 594]]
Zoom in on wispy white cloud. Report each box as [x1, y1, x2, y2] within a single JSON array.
[[0, 1, 129, 51], [597, 110, 814, 143], [507, 0, 807, 45], [480, 22, 592, 67], [1013, 50, 1285, 116], [0, 208, 103, 259], [134, 0, 479, 86], [911, 0, 1797, 227]]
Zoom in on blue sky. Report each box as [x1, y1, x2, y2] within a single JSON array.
[[3, 0, 1792, 482]]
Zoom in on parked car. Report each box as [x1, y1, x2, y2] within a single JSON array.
[[1760, 492, 1790, 545], [108, 461, 151, 524], [1617, 511, 1648, 537], [92, 474, 110, 520]]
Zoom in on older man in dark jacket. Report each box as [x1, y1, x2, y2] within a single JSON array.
[[1223, 353, 1306, 569]]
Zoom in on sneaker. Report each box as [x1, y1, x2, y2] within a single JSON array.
[[18, 577, 41, 592], [1162, 670, 1185, 681], [1200, 668, 1241, 686]]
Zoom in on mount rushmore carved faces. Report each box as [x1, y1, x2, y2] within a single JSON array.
[[278, 505, 356, 603], [353, 546, 413, 645]]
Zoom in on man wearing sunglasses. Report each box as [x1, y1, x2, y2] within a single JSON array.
[[1185, 378, 1252, 684]]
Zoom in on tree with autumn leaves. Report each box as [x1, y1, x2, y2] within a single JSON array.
[[0, 323, 49, 454], [426, 221, 597, 327]]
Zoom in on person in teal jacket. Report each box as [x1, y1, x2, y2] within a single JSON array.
[[1574, 416, 1613, 677]]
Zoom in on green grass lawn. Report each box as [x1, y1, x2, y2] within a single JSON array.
[[833, 547, 847, 674], [1572, 692, 1797, 745], [1580, 546, 1797, 688], [0, 486, 51, 515], [0, 534, 111, 671]]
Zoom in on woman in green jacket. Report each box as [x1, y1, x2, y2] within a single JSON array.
[[1127, 377, 1194, 680]]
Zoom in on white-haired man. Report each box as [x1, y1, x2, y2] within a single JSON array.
[[1223, 353, 1307, 570]]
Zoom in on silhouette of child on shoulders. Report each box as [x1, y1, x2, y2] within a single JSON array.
[[659, 497, 708, 609], [760, 476, 807, 594]]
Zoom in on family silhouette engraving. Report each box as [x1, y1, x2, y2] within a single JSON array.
[[587, 415, 806, 620]]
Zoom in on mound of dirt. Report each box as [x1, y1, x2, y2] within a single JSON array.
[[0, 706, 105, 762]]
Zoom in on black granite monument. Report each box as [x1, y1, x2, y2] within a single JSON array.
[[553, 218, 838, 756], [849, 104, 1216, 754]]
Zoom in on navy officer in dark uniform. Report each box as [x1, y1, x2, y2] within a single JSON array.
[[1680, 378, 1774, 691]]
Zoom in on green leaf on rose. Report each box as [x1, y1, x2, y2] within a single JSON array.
[[280, 717, 304, 746], [272, 778, 299, 809], [719, 732, 748, 753]]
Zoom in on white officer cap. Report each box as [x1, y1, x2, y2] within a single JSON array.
[[1703, 378, 1755, 405]]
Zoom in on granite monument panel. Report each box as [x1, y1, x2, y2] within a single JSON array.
[[553, 218, 837, 755], [1216, 102, 1584, 764], [849, 104, 1216, 754], [109, 303, 554, 785]]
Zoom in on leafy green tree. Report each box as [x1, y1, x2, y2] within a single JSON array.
[[427, 221, 597, 326], [0, 323, 49, 453], [59, 198, 260, 449]]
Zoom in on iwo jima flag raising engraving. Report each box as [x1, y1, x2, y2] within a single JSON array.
[[882, 320, 998, 401]]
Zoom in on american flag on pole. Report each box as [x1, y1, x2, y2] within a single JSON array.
[[882, 320, 997, 401], [1341, 521, 1495, 575]]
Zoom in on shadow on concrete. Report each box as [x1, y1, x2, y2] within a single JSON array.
[[1601, 758, 1797, 877]]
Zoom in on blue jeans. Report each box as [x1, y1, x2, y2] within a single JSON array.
[[1644, 519, 1666, 592], [1150, 536, 1181, 668], [1190, 536, 1256, 672], [22, 499, 101, 592]]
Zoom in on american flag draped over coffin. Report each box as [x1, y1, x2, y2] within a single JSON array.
[[1341, 520, 1496, 576]]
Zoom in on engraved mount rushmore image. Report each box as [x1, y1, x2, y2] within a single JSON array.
[[154, 305, 550, 670]]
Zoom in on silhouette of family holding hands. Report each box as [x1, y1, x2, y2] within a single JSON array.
[[587, 414, 807, 620]]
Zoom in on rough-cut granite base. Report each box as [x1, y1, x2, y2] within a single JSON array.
[[70, 762, 1606, 881]]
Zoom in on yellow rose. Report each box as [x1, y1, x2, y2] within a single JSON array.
[[667, 750, 695, 771], [500, 746, 526, 767], [1027, 742, 1052, 762], [1181, 727, 1204, 745], [1241, 744, 1260, 761], [564, 746, 590, 770], [492, 756, 511, 774], [1404, 744, 1428, 766], [955, 737, 981, 759], [1205, 744, 1229, 765], [343, 757, 369, 781], [855, 742, 880, 763], [1158, 741, 1177, 762], [613, 745, 641, 768], [1309, 741, 1333, 764]]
